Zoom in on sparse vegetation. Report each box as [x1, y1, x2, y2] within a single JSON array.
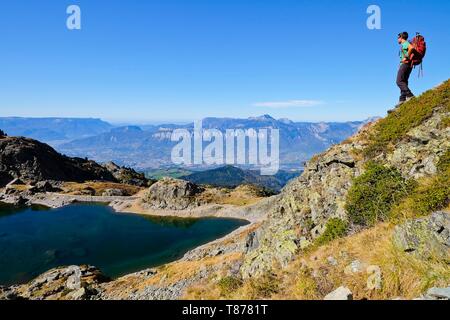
[[196, 184, 270, 207], [437, 149, 450, 174], [185, 223, 450, 300], [440, 117, 450, 129], [244, 272, 280, 299], [315, 218, 349, 246], [217, 276, 243, 296], [363, 80, 450, 158], [391, 150, 450, 221], [345, 162, 415, 226], [293, 268, 320, 299]]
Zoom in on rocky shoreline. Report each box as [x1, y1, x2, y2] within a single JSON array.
[[0, 185, 267, 300]]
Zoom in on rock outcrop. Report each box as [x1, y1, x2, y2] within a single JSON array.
[[0, 136, 149, 187], [103, 161, 150, 187], [241, 138, 366, 277], [0, 265, 108, 300], [143, 178, 205, 210], [241, 82, 450, 278]]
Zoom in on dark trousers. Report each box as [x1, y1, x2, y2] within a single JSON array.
[[396, 63, 414, 102]]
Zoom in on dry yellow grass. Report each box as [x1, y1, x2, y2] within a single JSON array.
[[278, 223, 449, 300], [101, 252, 243, 299], [61, 181, 143, 196], [6, 185, 29, 192], [186, 222, 449, 300], [197, 185, 265, 207]]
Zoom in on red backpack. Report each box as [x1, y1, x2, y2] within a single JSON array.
[[410, 33, 427, 66]]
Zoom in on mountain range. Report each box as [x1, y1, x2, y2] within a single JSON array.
[[0, 115, 376, 170], [0, 117, 112, 144]]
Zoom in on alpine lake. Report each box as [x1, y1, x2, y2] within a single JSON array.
[[0, 202, 248, 286]]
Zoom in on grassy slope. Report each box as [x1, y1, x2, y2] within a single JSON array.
[[185, 81, 450, 300]]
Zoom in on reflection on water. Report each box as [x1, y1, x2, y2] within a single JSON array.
[[141, 215, 199, 228], [0, 202, 50, 218], [0, 202, 248, 286]]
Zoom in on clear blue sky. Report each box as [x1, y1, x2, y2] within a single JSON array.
[[1, 0, 449, 123]]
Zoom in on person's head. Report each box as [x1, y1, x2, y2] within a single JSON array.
[[398, 32, 409, 44]]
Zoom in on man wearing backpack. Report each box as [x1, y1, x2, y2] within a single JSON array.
[[392, 32, 427, 111], [396, 32, 415, 106]]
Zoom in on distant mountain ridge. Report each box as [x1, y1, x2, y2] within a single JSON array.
[[0, 117, 112, 144], [57, 116, 374, 170]]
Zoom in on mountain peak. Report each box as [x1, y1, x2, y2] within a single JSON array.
[[111, 126, 143, 133], [249, 114, 275, 121]]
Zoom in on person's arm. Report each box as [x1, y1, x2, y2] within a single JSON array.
[[407, 44, 414, 59], [402, 44, 414, 63]]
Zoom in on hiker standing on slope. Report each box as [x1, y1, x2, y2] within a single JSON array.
[[396, 32, 415, 106]]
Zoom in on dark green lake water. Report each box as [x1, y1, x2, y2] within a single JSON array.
[[0, 202, 248, 286]]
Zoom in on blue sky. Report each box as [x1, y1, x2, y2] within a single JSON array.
[[1, 0, 449, 123]]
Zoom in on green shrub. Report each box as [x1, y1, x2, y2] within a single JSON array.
[[364, 80, 450, 158], [217, 276, 243, 296], [315, 218, 348, 246], [346, 162, 415, 226], [412, 182, 448, 215]]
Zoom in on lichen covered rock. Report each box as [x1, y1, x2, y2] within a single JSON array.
[[393, 211, 449, 260]]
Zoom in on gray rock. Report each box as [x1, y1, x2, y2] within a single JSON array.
[[66, 266, 82, 290], [344, 260, 365, 275], [33, 181, 60, 193], [245, 231, 259, 253], [143, 178, 204, 210], [102, 188, 126, 197], [69, 287, 87, 300], [425, 287, 450, 300], [103, 161, 149, 187], [366, 265, 382, 290], [393, 211, 449, 259], [324, 286, 353, 300], [327, 256, 338, 266]]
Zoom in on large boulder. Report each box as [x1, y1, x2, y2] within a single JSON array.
[[393, 211, 449, 260], [143, 178, 204, 210], [424, 287, 450, 300], [323, 286, 353, 300]]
